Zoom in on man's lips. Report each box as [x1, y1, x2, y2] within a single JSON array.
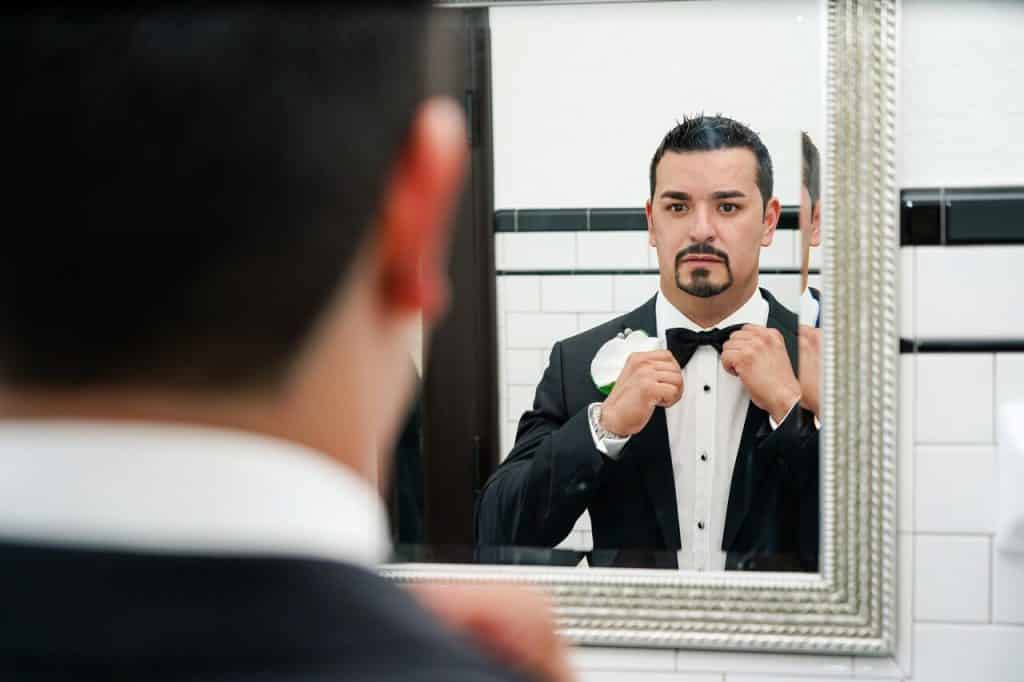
[[681, 255, 723, 264]]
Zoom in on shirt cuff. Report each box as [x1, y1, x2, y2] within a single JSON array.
[[587, 402, 630, 460], [768, 399, 800, 431]]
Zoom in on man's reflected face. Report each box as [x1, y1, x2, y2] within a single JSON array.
[[646, 148, 775, 299]]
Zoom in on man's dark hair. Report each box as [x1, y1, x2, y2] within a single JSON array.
[[801, 130, 821, 208], [648, 114, 773, 212], [1, 6, 431, 389]]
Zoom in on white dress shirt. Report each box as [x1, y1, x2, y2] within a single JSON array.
[[591, 288, 771, 571], [0, 420, 391, 567], [800, 286, 821, 327]]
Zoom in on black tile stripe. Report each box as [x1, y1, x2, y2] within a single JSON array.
[[902, 339, 1024, 353], [497, 268, 821, 276], [590, 208, 648, 231], [517, 209, 587, 232], [494, 209, 515, 232], [901, 187, 1024, 246], [777, 205, 799, 231], [494, 206, 801, 232]]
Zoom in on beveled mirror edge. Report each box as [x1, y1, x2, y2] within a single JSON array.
[[383, 0, 899, 656]]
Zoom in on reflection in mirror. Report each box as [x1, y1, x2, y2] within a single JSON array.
[[399, 0, 828, 573], [478, 116, 821, 572]]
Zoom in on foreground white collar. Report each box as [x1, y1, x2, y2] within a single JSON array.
[[0, 420, 390, 566]]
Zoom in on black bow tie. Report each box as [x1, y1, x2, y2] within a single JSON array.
[[665, 324, 745, 368]]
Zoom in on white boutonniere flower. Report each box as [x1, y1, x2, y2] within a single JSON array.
[[590, 328, 661, 395]]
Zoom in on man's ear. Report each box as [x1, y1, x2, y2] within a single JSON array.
[[377, 98, 467, 322], [810, 199, 823, 247], [760, 196, 782, 247], [645, 200, 656, 247]]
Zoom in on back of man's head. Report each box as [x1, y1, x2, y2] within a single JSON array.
[[801, 130, 821, 209], [1, 6, 431, 391]]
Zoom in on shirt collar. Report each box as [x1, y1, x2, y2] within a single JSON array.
[[656, 285, 769, 339], [0, 420, 391, 566], [800, 286, 821, 327]]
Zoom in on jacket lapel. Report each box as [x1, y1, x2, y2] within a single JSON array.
[[721, 288, 799, 550], [615, 296, 682, 552]]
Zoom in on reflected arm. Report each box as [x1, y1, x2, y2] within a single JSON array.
[[475, 342, 607, 548]]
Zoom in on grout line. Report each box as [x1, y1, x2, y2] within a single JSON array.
[[989, 536, 995, 624], [992, 353, 998, 445], [913, 618, 996, 626], [915, 441, 997, 447], [912, 531, 996, 538]]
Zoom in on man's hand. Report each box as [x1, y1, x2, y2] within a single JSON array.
[[408, 583, 575, 682], [798, 325, 822, 418], [599, 350, 683, 436], [721, 324, 801, 424]]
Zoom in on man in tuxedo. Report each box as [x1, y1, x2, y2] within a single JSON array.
[[0, 8, 571, 681], [477, 115, 819, 572]]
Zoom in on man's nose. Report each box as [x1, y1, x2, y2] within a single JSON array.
[[689, 205, 716, 242]]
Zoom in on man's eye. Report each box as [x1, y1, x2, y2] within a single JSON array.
[[719, 203, 739, 214], [668, 203, 688, 213]]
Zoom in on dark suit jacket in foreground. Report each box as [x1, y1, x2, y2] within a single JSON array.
[[0, 540, 528, 682], [476, 288, 819, 571]]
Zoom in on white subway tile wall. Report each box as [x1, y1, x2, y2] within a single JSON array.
[[898, 357, 915, 533], [993, 543, 1024, 626], [914, 535, 991, 623], [899, 248, 915, 340], [541, 275, 614, 313], [915, 354, 994, 444], [758, 229, 798, 269], [914, 624, 1024, 682], [496, 232, 576, 271], [915, 445, 996, 533], [916, 246, 1024, 341], [576, 232, 651, 271]]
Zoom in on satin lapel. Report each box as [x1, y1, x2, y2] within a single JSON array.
[[616, 295, 681, 551], [721, 401, 766, 550], [622, 406, 681, 550], [721, 289, 799, 550]]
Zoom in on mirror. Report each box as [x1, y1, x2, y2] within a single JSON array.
[[386, 0, 899, 657]]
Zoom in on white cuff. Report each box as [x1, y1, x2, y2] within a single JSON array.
[[768, 399, 800, 431], [587, 402, 630, 460]]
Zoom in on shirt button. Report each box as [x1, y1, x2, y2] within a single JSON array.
[[697, 521, 705, 530], [699, 452, 708, 462], [703, 384, 711, 392]]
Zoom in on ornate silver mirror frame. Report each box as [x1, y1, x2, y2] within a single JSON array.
[[383, 0, 899, 656]]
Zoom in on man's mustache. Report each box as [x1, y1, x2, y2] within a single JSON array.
[[674, 243, 730, 268]]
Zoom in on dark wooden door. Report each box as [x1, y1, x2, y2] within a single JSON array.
[[419, 8, 497, 548]]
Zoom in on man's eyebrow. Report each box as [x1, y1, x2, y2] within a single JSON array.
[[659, 191, 691, 201], [710, 190, 747, 200]]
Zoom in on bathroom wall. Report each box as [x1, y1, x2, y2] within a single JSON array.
[[486, 1, 1024, 679]]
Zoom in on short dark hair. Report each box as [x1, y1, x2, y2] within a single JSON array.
[[1, 6, 430, 390], [801, 130, 821, 208], [649, 114, 773, 211]]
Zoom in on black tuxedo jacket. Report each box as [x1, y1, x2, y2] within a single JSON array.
[[0, 540, 528, 681], [476, 288, 818, 571], [809, 286, 822, 328]]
